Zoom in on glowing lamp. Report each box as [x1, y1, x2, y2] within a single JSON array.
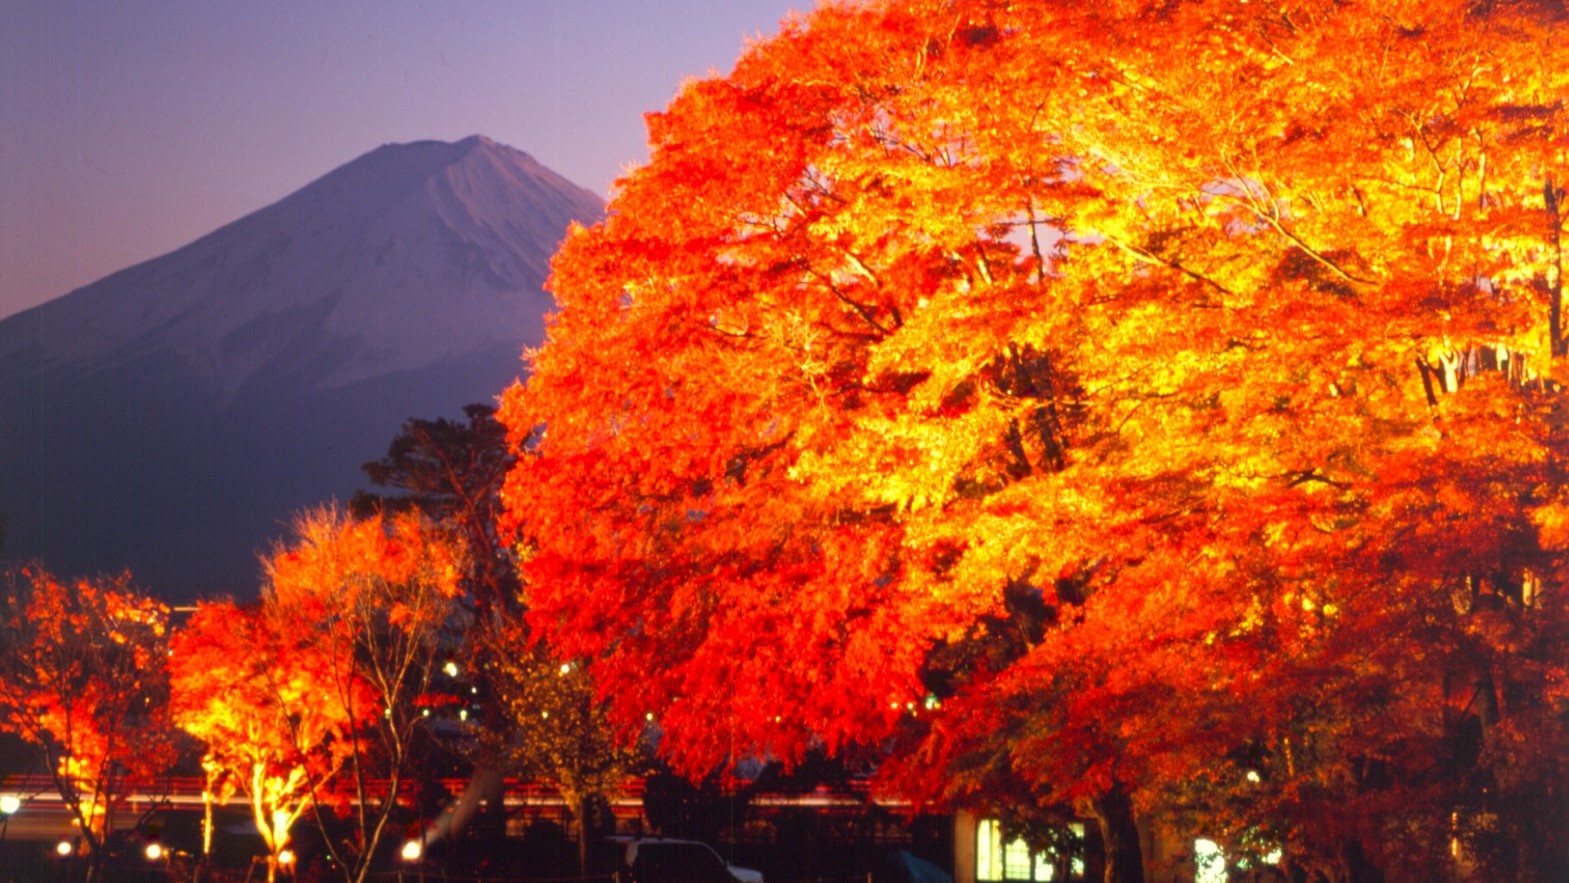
[[57, 840, 73, 857], [0, 795, 19, 814], [145, 842, 164, 861], [402, 839, 423, 862]]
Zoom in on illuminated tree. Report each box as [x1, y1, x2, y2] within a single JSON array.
[[170, 599, 372, 883], [262, 506, 466, 883], [502, 1, 1569, 881], [0, 566, 175, 880]]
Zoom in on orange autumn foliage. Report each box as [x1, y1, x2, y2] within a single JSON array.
[[264, 507, 467, 865], [169, 506, 464, 883], [503, 1, 1569, 881], [169, 599, 372, 879], [0, 566, 174, 855]]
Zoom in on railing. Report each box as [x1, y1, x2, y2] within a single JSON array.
[[0, 774, 644, 810], [0, 774, 912, 811]]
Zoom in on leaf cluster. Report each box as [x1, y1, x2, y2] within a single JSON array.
[[503, 0, 1569, 879]]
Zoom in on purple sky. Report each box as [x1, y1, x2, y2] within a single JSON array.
[[0, 0, 808, 322]]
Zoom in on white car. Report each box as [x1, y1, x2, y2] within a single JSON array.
[[609, 836, 765, 883]]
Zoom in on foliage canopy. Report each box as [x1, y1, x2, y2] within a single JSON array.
[[0, 565, 174, 873], [502, 1, 1569, 880]]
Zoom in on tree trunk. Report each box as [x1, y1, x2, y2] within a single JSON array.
[[1340, 837, 1384, 883], [576, 793, 592, 879], [198, 788, 214, 883], [1090, 785, 1144, 883], [1546, 176, 1566, 358]]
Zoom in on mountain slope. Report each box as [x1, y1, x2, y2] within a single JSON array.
[[0, 136, 601, 600]]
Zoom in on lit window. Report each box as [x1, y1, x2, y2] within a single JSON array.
[[1194, 839, 1226, 883], [1003, 835, 1035, 880], [976, 819, 1084, 882]]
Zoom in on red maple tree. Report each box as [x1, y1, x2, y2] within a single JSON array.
[[0, 566, 176, 879], [262, 505, 466, 883], [169, 598, 374, 883], [170, 507, 465, 883], [502, 2, 1569, 881]]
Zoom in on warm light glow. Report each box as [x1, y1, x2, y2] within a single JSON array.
[[278, 849, 295, 866], [1194, 838, 1227, 883], [0, 794, 19, 814], [402, 839, 423, 862], [56, 840, 73, 857], [443, 660, 459, 677], [559, 662, 572, 675], [145, 842, 164, 861]]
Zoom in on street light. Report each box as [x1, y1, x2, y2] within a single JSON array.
[[401, 838, 426, 883], [0, 794, 17, 844]]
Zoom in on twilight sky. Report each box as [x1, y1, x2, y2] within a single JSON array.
[[0, 0, 807, 322]]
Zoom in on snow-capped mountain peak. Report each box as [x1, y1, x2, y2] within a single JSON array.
[[0, 137, 601, 600], [1, 136, 601, 398]]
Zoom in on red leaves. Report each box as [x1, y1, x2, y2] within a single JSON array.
[[170, 597, 376, 859], [0, 567, 174, 843], [170, 507, 463, 865], [170, 599, 370, 776], [505, 1, 1569, 877]]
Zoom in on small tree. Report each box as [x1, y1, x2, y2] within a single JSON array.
[[170, 600, 374, 883], [485, 629, 642, 874], [262, 505, 467, 883], [0, 565, 175, 881]]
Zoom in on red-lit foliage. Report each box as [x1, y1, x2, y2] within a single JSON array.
[[169, 598, 372, 880], [169, 507, 463, 883], [261, 505, 465, 883], [0, 566, 175, 868], [502, 1, 1569, 881]]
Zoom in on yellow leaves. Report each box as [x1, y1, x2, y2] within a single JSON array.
[[791, 406, 1008, 512], [1530, 502, 1569, 552]]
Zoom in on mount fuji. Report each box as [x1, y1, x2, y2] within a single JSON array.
[[0, 136, 602, 601]]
